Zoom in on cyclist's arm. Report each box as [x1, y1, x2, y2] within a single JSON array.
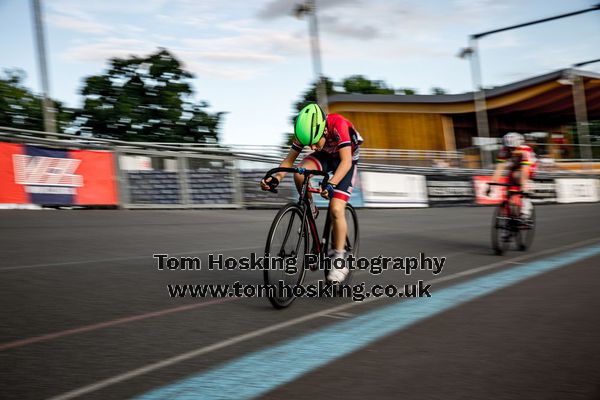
[[520, 164, 531, 188], [491, 161, 507, 183], [519, 149, 533, 188], [330, 146, 352, 186], [274, 148, 301, 181]]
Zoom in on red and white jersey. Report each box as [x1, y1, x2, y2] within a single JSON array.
[[496, 144, 537, 176], [291, 114, 363, 160]]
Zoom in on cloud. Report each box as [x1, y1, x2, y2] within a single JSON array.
[[61, 38, 157, 63], [60, 37, 271, 80], [182, 28, 308, 61], [46, 0, 170, 15], [319, 15, 380, 39], [184, 60, 264, 80], [46, 13, 112, 34]]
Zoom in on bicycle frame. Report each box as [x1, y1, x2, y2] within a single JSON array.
[[490, 182, 527, 218], [263, 167, 331, 263]]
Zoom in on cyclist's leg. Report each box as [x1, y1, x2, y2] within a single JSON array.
[[326, 161, 356, 282], [521, 167, 535, 219], [330, 164, 355, 247], [507, 170, 521, 215]]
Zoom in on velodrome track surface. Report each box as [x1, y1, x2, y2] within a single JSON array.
[[1, 204, 600, 399]]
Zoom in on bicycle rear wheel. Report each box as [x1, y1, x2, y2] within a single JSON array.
[[516, 205, 536, 251], [264, 203, 308, 309], [491, 203, 511, 255]]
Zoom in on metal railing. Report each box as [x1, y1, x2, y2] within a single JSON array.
[[0, 126, 463, 167], [1, 126, 598, 209]]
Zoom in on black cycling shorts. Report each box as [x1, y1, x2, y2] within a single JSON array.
[[302, 150, 358, 202]]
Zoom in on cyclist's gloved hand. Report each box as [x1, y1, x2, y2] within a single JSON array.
[[320, 181, 335, 199], [260, 176, 279, 192]]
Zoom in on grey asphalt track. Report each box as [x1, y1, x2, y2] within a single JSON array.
[[1, 203, 599, 399]]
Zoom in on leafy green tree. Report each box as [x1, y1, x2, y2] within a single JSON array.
[[342, 75, 394, 95], [289, 75, 421, 145], [292, 76, 337, 118], [396, 88, 417, 95], [430, 87, 447, 95], [290, 75, 397, 125], [0, 68, 72, 132], [76, 48, 223, 142]]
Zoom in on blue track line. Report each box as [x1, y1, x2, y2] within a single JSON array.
[[135, 243, 600, 400]]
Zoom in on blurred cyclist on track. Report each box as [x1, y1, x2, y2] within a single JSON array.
[[260, 103, 363, 283], [489, 132, 537, 220]]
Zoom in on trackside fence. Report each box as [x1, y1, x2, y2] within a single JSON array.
[[0, 127, 599, 209]]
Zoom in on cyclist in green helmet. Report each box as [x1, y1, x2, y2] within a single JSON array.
[[260, 103, 363, 283]]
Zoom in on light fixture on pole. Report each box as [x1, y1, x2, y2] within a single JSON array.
[[294, 0, 328, 111]]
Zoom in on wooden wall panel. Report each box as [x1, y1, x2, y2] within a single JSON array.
[[336, 111, 449, 150]]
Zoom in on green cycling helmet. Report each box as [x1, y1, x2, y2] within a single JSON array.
[[294, 103, 327, 146]]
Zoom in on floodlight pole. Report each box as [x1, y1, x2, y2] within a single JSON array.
[[464, 38, 491, 168], [31, 0, 57, 136], [296, 0, 328, 111]]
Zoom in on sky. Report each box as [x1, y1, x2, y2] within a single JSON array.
[[1, 0, 599, 145]]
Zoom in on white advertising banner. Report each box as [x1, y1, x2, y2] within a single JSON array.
[[555, 179, 600, 203], [119, 155, 152, 171], [361, 172, 428, 208]]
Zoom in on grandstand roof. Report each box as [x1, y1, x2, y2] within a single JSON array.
[[328, 69, 600, 119]]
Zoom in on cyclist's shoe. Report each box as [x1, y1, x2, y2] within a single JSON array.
[[327, 250, 349, 283]]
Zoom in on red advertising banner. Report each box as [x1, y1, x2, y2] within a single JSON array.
[[70, 149, 118, 205], [0, 142, 118, 206], [0, 142, 28, 204], [473, 175, 508, 205]]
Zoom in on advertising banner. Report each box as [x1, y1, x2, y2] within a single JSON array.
[[555, 179, 600, 203], [426, 175, 474, 207], [311, 169, 364, 208], [0, 142, 118, 206], [361, 172, 427, 208], [530, 178, 557, 204], [473, 175, 508, 205]]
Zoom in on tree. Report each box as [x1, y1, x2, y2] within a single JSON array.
[[342, 75, 394, 95], [289, 74, 404, 145], [290, 75, 399, 124], [292, 76, 337, 119], [396, 88, 418, 95], [0, 68, 72, 132], [76, 48, 223, 142], [430, 87, 447, 95]]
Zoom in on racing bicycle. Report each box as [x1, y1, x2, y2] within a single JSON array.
[[262, 167, 359, 309], [488, 182, 536, 255]]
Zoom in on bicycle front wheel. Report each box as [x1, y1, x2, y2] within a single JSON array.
[[491, 203, 511, 255], [264, 203, 308, 309]]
